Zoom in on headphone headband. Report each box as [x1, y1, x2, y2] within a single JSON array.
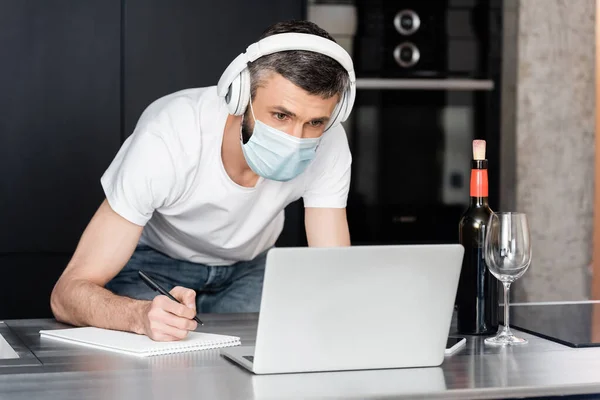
[[217, 32, 356, 130]]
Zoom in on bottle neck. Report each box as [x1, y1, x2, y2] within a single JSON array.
[[470, 159, 489, 207], [470, 196, 489, 207]]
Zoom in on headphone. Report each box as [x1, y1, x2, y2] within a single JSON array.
[[216, 32, 356, 131]]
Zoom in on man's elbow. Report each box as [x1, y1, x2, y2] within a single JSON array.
[[50, 282, 64, 321], [50, 278, 72, 323]]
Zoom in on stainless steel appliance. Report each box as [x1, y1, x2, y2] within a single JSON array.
[[344, 0, 503, 245]]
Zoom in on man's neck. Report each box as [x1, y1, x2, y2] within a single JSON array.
[[221, 114, 260, 188]]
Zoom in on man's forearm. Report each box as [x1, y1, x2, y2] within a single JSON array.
[[51, 278, 148, 334]]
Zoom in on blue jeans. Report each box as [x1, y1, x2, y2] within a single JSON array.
[[105, 245, 266, 313]]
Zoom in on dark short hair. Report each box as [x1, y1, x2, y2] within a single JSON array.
[[248, 20, 349, 100]]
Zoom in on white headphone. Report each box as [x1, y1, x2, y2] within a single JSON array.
[[216, 32, 356, 131]]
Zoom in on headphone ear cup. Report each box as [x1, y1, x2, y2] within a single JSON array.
[[225, 73, 242, 115], [236, 68, 251, 116], [325, 89, 347, 131], [325, 103, 341, 132], [338, 89, 348, 123], [342, 85, 355, 122]]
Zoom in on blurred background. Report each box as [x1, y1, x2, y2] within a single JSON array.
[[0, 0, 597, 319]]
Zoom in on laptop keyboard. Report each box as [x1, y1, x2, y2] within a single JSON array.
[[243, 356, 254, 363]]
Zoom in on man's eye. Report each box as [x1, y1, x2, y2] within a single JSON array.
[[310, 120, 324, 127], [274, 113, 287, 121]]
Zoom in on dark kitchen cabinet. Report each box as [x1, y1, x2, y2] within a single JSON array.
[[0, 1, 121, 319], [0, 0, 121, 319], [0, 253, 72, 320], [0, 1, 122, 253]]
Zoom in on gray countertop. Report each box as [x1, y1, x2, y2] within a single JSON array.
[[1, 311, 600, 400]]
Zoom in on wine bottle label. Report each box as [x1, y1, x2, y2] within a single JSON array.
[[470, 169, 488, 197]]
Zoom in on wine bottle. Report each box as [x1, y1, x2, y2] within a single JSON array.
[[456, 140, 499, 335]]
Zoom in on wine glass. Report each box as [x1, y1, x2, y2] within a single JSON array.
[[484, 212, 532, 345]]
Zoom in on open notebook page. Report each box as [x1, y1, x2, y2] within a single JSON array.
[[40, 326, 241, 357]]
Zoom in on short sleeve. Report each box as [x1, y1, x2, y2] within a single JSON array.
[[101, 131, 178, 226], [302, 126, 352, 208]]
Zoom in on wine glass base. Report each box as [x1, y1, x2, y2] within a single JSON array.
[[485, 331, 528, 346]]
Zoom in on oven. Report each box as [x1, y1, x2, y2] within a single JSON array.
[[343, 0, 503, 245]]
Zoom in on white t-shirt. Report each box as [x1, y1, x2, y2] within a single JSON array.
[[100, 86, 352, 265]]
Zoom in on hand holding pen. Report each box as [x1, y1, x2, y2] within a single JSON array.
[[138, 270, 203, 341]]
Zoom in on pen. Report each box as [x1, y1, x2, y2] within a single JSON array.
[[138, 270, 204, 326]]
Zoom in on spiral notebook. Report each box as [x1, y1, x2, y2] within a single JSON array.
[[39, 327, 241, 357]]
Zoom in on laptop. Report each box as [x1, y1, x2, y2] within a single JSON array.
[[221, 244, 464, 375]]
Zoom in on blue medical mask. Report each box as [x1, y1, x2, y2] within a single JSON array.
[[240, 102, 321, 182]]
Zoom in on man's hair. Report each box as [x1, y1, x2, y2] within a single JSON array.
[[247, 20, 349, 101]]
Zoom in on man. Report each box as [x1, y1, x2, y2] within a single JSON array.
[[50, 20, 354, 342]]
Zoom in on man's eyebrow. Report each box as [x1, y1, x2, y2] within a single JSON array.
[[270, 106, 330, 122], [271, 106, 297, 118]]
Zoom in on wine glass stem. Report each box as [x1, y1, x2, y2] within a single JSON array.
[[503, 282, 512, 335]]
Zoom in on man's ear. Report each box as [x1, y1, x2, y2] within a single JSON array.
[[241, 113, 252, 144]]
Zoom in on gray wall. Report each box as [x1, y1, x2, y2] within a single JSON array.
[[502, 0, 596, 302]]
